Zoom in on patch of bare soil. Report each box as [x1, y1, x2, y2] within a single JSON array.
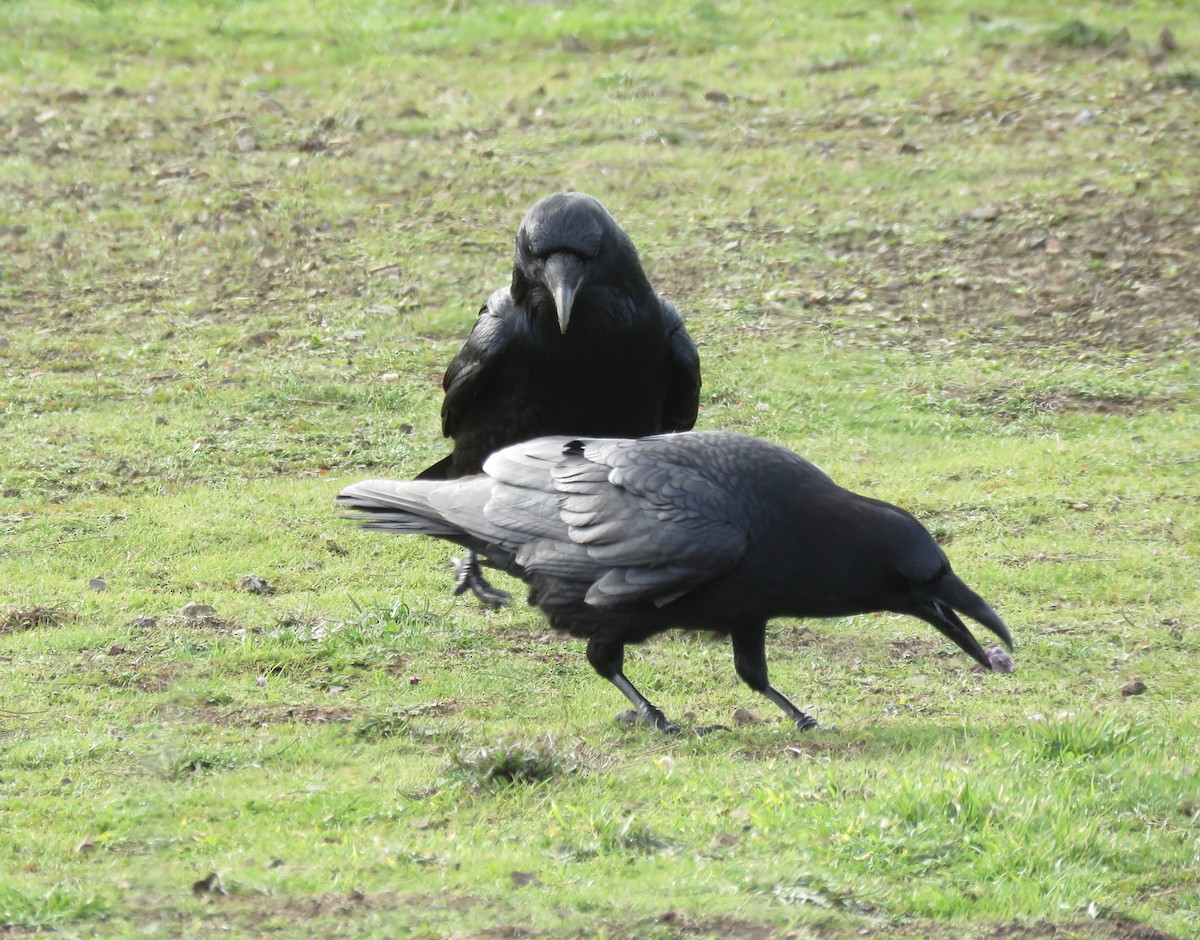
[[192, 704, 357, 727], [126, 889, 477, 933], [677, 77, 1200, 358], [978, 917, 1184, 940], [1026, 390, 1187, 415], [644, 911, 788, 939], [771, 187, 1200, 355], [504, 625, 579, 665], [0, 606, 69, 635], [736, 734, 869, 764]]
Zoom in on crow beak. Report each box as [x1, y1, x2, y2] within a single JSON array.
[[911, 572, 1013, 671], [917, 600, 991, 670], [543, 253, 585, 333]]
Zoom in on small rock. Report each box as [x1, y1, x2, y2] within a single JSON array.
[[239, 330, 279, 349], [1121, 677, 1147, 697], [1159, 28, 1178, 53], [129, 616, 158, 629], [237, 574, 274, 595], [180, 602, 218, 620], [1075, 108, 1097, 127], [106, 643, 126, 656], [732, 707, 765, 726], [1179, 800, 1197, 817], [192, 872, 225, 896], [510, 870, 541, 888], [987, 646, 1015, 673], [967, 205, 1001, 222], [88, 578, 108, 592], [703, 90, 730, 104], [256, 676, 267, 687]]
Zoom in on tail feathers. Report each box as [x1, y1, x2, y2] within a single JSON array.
[[415, 453, 455, 481], [337, 479, 462, 537], [914, 572, 1013, 671]]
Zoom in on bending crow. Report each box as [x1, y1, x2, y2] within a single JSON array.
[[417, 192, 700, 607], [340, 432, 1014, 732]]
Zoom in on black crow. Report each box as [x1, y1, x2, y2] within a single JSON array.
[[417, 192, 701, 607], [340, 431, 1014, 732]]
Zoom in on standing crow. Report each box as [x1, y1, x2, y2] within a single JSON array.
[[340, 431, 1014, 732], [417, 192, 701, 607]]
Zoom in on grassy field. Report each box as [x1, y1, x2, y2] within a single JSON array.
[[1, 1, 1198, 937]]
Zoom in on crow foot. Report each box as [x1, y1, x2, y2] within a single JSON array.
[[615, 708, 681, 735], [451, 554, 512, 608]]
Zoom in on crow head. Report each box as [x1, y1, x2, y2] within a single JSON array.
[[851, 501, 1014, 671], [510, 192, 644, 333]]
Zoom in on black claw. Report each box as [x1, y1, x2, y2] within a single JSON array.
[[615, 708, 680, 734], [795, 713, 819, 731], [452, 556, 512, 608]]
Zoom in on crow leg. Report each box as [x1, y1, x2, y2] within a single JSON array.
[[451, 550, 512, 608], [586, 636, 679, 734], [731, 625, 818, 730]]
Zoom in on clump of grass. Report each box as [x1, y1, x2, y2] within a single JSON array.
[[1158, 70, 1200, 92], [154, 750, 249, 781], [449, 738, 574, 787], [1026, 716, 1146, 762], [1045, 20, 1130, 50], [0, 606, 68, 634], [355, 705, 455, 743], [596, 813, 672, 855], [0, 884, 108, 930], [772, 871, 866, 912]]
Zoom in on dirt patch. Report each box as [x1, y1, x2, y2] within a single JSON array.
[[0, 606, 69, 635], [939, 385, 1189, 421], [125, 888, 477, 933], [119, 665, 177, 693], [735, 734, 868, 764], [192, 704, 357, 727], [781, 188, 1200, 354], [978, 917, 1184, 940], [1027, 391, 1187, 415], [634, 910, 785, 940], [504, 626, 578, 665]]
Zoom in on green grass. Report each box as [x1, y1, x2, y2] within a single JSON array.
[[1, 1, 1198, 937]]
